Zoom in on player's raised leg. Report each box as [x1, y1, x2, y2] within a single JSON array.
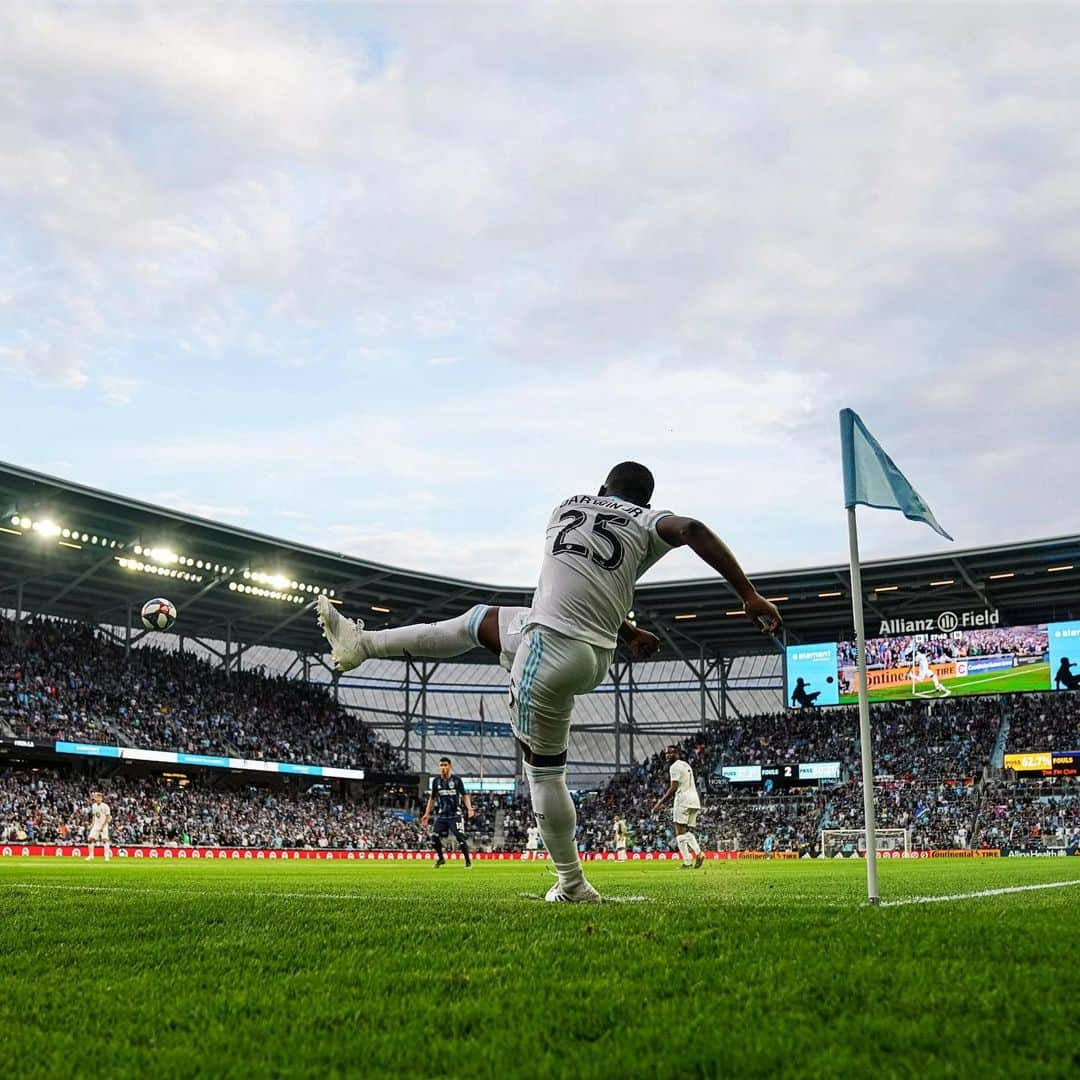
[[318, 596, 510, 672]]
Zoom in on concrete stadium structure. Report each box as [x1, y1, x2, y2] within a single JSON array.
[[3, 460, 1079, 784]]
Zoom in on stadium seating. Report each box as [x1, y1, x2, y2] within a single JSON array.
[[1, 616, 402, 772], [4, 613, 1080, 854]]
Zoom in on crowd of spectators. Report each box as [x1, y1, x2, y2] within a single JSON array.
[[1007, 694, 1080, 753], [1, 616, 402, 772], [837, 627, 1048, 671], [703, 697, 998, 782], [0, 768, 437, 850], [973, 780, 1080, 851]]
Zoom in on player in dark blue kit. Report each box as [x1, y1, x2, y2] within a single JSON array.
[[420, 756, 475, 867]]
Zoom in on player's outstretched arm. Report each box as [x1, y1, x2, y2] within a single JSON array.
[[656, 516, 782, 633]]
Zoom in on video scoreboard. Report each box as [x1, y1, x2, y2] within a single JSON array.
[[785, 612, 1080, 709], [717, 761, 841, 790], [1003, 751, 1080, 779]]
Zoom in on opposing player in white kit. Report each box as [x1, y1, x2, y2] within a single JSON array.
[[613, 815, 629, 861], [86, 791, 112, 861], [652, 746, 704, 869]]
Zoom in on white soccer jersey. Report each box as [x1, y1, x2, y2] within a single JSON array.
[[670, 760, 701, 809], [529, 494, 674, 648], [89, 801, 110, 834]]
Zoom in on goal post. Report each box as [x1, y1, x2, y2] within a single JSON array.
[[820, 828, 911, 858]]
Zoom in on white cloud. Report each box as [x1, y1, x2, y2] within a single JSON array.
[[100, 375, 139, 406], [2, 3, 1079, 580]]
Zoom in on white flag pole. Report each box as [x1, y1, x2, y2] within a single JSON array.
[[479, 697, 485, 784], [846, 506, 879, 904]]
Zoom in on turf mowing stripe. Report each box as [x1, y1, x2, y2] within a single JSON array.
[[3, 882, 641, 904], [880, 878, 1080, 907]]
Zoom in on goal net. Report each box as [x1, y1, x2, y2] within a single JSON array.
[[820, 828, 911, 858]]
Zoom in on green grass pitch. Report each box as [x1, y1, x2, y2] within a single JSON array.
[[2, 857, 1079, 1079], [840, 662, 1051, 704]]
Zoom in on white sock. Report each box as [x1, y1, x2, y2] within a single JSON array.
[[104, 843, 111, 860], [87, 844, 95, 859], [684, 832, 701, 856], [676, 834, 691, 864], [368, 606, 488, 659], [525, 763, 585, 891]]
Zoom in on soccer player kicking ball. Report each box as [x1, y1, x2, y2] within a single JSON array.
[[652, 746, 704, 869], [420, 757, 475, 868], [320, 462, 780, 902], [908, 642, 949, 698], [86, 791, 112, 861]]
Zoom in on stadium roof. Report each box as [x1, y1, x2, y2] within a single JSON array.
[[2, 459, 1080, 663]]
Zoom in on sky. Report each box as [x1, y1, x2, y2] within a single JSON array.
[[3, 2, 1078, 587]]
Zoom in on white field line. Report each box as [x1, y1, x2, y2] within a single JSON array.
[[518, 891, 652, 904], [951, 669, 1047, 692], [880, 878, 1080, 907]]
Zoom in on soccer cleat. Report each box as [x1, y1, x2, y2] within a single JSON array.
[[316, 595, 371, 672], [693, 853, 705, 869], [434, 858, 446, 868], [544, 880, 601, 903], [464, 861, 472, 869]]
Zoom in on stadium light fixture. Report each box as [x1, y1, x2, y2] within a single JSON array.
[[115, 556, 202, 585], [59, 540, 82, 550], [988, 572, 1015, 580], [725, 609, 745, 616], [874, 585, 899, 592], [371, 605, 391, 614], [929, 579, 954, 586], [0, 526, 21, 536], [818, 591, 843, 598], [765, 595, 789, 602], [674, 613, 697, 621], [1047, 565, 1074, 573], [32, 519, 62, 538]]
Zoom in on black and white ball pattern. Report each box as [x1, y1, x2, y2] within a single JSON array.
[[140, 597, 177, 631]]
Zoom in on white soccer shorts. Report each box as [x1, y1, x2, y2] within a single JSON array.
[[508, 624, 614, 757], [497, 606, 531, 672], [673, 802, 700, 828], [89, 825, 110, 842]]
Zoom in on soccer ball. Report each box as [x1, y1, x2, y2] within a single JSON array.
[[140, 597, 177, 632]]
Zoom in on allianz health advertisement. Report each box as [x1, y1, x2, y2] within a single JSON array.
[[786, 614, 1080, 708]]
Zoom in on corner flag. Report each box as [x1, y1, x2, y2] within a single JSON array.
[[839, 408, 955, 904], [840, 408, 953, 541]]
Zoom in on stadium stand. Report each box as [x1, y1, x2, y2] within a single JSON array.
[[4, 611, 1080, 857], [1, 615, 402, 772]]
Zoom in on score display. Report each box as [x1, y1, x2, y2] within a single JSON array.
[[786, 618, 1080, 708], [1003, 751, 1080, 778], [717, 762, 841, 789]]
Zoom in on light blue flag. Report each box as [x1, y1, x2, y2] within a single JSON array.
[[840, 408, 953, 540]]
